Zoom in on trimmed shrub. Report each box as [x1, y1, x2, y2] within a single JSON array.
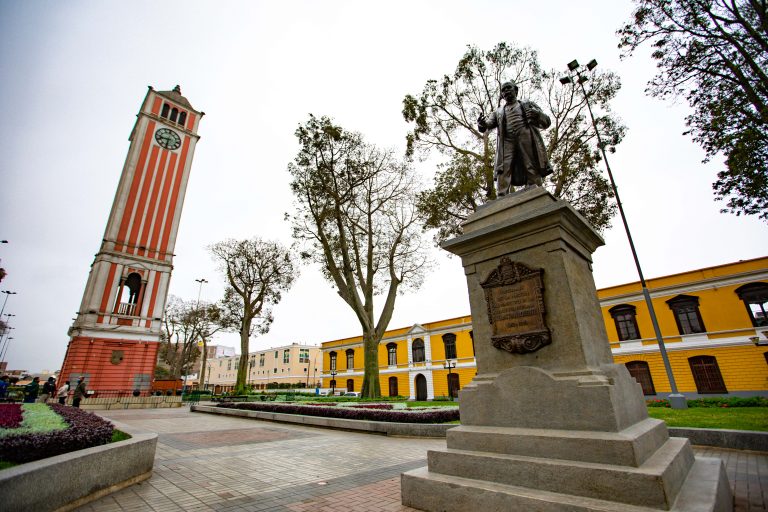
[[0, 404, 23, 429], [0, 404, 114, 464], [218, 401, 459, 423], [647, 396, 768, 408]]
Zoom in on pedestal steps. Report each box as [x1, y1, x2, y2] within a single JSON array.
[[402, 456, 732, 512]]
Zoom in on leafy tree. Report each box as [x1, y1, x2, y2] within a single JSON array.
[[210, 238, 297, 393], [618, 0, 768, 220], [288, 115, 429, 398], [159, 296, 228, 380], [403, 42, 623, 242]]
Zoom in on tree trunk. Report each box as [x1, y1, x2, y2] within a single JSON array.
[[360, 329, 381, 398], [235, 318, 251, 393], [199, 337, 207, 390]]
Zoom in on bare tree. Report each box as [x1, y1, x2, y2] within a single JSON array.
[[288, 115, 430, 398], [210, 238, 297, 393], [159, 296, 220, 379], [403, 42, 623, 242]]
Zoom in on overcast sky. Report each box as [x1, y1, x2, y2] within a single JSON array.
[[1, 1, 765, 373]]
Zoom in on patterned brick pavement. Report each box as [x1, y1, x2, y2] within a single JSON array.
[[75, 407, 767, 512]]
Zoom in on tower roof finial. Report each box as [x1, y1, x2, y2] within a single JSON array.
[[173, 85, 181, 93]]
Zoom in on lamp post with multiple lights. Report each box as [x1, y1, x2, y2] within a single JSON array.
[[559, 59, 686, 409]]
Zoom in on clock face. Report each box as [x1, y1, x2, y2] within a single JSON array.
[[155, 128, 181, 150]]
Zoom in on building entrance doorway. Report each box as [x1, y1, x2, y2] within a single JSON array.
[[415, 374, 427, 401]]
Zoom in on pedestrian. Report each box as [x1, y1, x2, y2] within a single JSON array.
[[0, 375, 9, 400], [72, 377, 87, 408], [23, 376, 40, 403], [56, 380, 70, 405], [39, 376, 56, 403]]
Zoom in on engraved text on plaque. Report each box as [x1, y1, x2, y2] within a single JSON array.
[[481, 257, 550, 354]]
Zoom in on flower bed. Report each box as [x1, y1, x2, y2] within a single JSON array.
[[0, 404, 23, 429], [0, 404, 114, 464], [348, 403, 394, 410], [217, 401, 459, 423]]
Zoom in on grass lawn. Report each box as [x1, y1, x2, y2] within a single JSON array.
[[646, 407, 768, 431]]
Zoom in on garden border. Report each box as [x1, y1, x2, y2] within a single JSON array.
[[0, 419, 157, 512], [192, 404, 768, 451], [192, 404, 452, 437]]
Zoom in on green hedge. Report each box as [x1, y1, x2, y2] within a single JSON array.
[[647, 396, 768, 408]]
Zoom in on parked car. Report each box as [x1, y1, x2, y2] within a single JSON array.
[[343, 392, 360, 397]]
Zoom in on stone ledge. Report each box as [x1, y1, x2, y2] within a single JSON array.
[[191, 405, 767, 452], [191, 404, 453, 437], [0, 420, 157, 512], [669, 427, 768, 452]]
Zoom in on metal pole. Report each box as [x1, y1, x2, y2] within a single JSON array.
[[0, 291, 16, 319], [567, 64, 686, 409]]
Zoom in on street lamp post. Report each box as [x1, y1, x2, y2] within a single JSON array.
[[0, 291, 17, 319], [330, 370, 337, 396], [0, 337, 14, 365], [560, 59, 687, 409], [443, 359, 457, 399]]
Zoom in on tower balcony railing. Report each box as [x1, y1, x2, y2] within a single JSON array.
[[116, 302, 138, 316]]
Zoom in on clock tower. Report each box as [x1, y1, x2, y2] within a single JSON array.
[[60, 85, 203, 392]]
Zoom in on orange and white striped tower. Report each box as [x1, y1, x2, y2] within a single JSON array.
[[60, 86, 203, 392]]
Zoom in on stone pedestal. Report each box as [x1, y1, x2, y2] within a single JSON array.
[[401, 188, 732, 511]]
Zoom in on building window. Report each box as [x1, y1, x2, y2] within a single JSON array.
[[178, 111, 187, 128], [329, 351, 337, 371], [330, 379, 336, 390], [609, 304, 641, 341], [170, 107, 178, 122], [387, 343, 397, 366], [273, 368, 277, 373], [388, 376, 398, 397], [227, 359, 232, 370], [283, 349, 290, 364], [346, 379, 354, 392], [259, 353, 265, 366], [299, 348, 310, 363], [274, 351, 278, 358], [443, 333, 457, 360], [625, 361, 656, 395], [666, 295, 706, 335], [346, 349, 354, 370], [735, 283, 768, 327], [161, 103, 169, 118], [688, 356, 727, 394], [412, 338, 425, 363]]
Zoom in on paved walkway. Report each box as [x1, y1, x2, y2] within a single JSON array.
[[77, 407, 767, 512]]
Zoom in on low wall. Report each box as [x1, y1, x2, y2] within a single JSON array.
[[669, 427, 768, 452], [79, 395, 183, 410], [192, 405, 768, 451], [0, 420, 158, 512], [192, 404, 453, 437]]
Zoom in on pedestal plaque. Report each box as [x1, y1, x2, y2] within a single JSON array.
[[401, 187, 732, 512], [482, 257, 550, 354]]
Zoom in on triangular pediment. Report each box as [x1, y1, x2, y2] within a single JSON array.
[[407, 324, 427, 335]]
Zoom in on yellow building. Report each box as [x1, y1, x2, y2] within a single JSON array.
[[205, 342, 321, 393], [320, 257, 768, 399]]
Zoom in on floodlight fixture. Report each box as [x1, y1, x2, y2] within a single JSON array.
[[587, 59, 598, 71], [559, 76, 572, 85], [578, 76, 589, 84], [567, 59, 579, 71]]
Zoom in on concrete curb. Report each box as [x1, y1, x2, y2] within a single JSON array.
[[668, 427, 768, 452], [192, 405, 767, 451], [0, 419, 158, 512], [191, 404, 454, 437]]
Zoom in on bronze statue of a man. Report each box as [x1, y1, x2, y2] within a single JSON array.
[[478, 81, 553, 196]]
